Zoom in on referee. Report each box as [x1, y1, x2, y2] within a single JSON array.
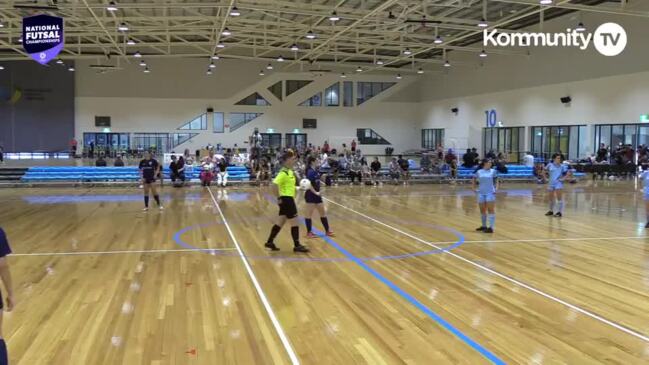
[[264, 150, 309, 253]]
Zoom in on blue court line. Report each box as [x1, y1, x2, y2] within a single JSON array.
[[310, 226, 506, 365]]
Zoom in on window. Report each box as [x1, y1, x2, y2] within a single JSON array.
[[285, 133, 307, 149], [357, 82, 395, 105], [343, 81, 353, 107], [213, 112, 224, 133], [299, 92, 322, 107], [594, 124, 648, 163], [482, 127, 524, 163], [229, 113, 263, 132], [356, 128, 390, 145], [325, 83, 340, 106], [421, 129, 444, 150], [172, 133, 199, 147], [133, 133, 171, 153], [235, 92, 270, 106], [268, 81, 283, 101], [177, 114, 207, 130], [261, 133, 282, 149], [286, 80, 312, 97], [530, 125, 586, 161], [83, 133, 130, 151]]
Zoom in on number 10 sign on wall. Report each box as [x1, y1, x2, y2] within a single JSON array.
[[485, 109, 497, 128]]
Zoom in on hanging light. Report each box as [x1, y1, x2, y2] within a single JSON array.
[[479, 50, 488, 58], [259, 70, 265, 76], [222, 27, 232, 36], [444, 60, 451, 67], [216, 42, 225, 48], [68, 66, 75, 72], [139, 60, 146, 66], [143, 67, 150, 73], [230, 6, 241, 17], [207, 69, 213, 75], [118, 22, 129, 31], [356, 66, 362, 72], [376, 60, 384, 65], [106, 1, 118, 12], [133, 51, 142, 58], [306, 30, 316, 39], [340, 73, 347, 78], [290, 44, 299, 51], [329, 11, 340, 22], [388, 11, 396, 20], [209, 62, 216, 68], [539, 0, 553, 5], [403, 48, 412, 55], [396, 74, 402, 80], [417, 68, 424, 74], [0, 20, 5, 28], [211, 55, 220, 60], [576, 22, 586, 32], [266, 63, 273, 70], [277, 55, 284, 62], [477, 18, 488, 28], [434, 36, 443, 44], [126, 39, 135, 45], [56, 59, 64, 64], [0, 66, 4, 71]]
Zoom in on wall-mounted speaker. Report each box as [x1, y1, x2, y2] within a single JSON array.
[[207, 107, 214, 112], [451, 107, 459, 115], [560, 96, 572, 104]]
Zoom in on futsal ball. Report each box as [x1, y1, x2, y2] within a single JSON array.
[[300, 178, 312, 190]]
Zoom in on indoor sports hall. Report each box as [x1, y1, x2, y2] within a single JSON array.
[[1, 1, 649, 364]]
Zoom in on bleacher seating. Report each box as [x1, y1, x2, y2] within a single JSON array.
[[21, 166, 251, 182]]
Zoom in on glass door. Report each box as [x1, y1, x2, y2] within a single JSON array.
[[285, 133, 307, 150]]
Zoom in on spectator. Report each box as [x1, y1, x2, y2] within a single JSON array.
[[89, 141, 95, 158], [95, 155, 107, 167], [170, 155, 186, 187], [256, 158, 271, 185], [349, 157, 362, 185], [397, 154, 410, 185], [524, 152, 535, 167], [323, 141, 330, 154], [486, 150, 496, 160], [70, 138, 77, 158], [389, 157, 401, 184], [444, 149, 457, 166], [216, 157, 228, 187], [596, 143, 608, 163], [114, 155, 125, 167], [351, 139, 357, 153], [420, 153, 432, 173], [361, 161, 372, 185], [462, 148, 475, 168], [370, 157, 381, 186]]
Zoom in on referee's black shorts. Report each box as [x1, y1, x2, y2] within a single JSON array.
[[278, 196, 298, 218]]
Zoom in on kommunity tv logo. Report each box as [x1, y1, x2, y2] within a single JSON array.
[[483, 22, 627, 56]]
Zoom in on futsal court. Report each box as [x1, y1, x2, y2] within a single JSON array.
[[1, 181, 648, 364]]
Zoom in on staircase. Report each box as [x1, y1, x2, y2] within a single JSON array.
[[0, 168, 28, 182]]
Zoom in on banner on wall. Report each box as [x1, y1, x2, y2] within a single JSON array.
[[22, 14, 64, 65]]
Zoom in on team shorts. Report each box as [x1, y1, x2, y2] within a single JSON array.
[[143, 177, 156, 184], [548, 181, 564, 191], [278, 196, 298, 218], [478, 193, 496, 204], [305, 191, 323, 204]]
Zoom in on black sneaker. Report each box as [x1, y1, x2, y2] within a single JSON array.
[[554, 212, 562, 218], [484, 227, 494, 233], [645, 222, 649, 229], [264, 242, 280, 251], [545, 211, 554, 216], [476, 226, 487, 232], [293, 244, 310, 253]]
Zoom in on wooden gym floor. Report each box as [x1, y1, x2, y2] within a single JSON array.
[[0, 181, 648, 364]]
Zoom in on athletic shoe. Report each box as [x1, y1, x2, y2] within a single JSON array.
[[142, 207, 148, 212], [293, 244, 310, 253], [476, 226, 486, 232], [545, 211, 554, 216], [159, 206, 164, 211], [326, 231, 335, 237], [264, 242, 280, 251], [554, 212, 562, 218], [306, 232, 316, 239], [484, 227, 494, 233], [645, 222, 649, 229]]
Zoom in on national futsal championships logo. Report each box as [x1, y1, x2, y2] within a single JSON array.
[[483, 22, 627, 57]]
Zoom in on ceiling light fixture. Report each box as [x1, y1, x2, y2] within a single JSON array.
[[479, 50, 488, 58], [388, 11, 396, 20], [139, 60, 146, 66], [277, 55, 284, 62], [106, 1, 118, 12], [539, 0, 553, 5], [266, 63, 273, 70], [68, 66, 75, 72], [417, 68, 424, 74], [222, 27, 231, 36], [306, 30, 316, 39], [376, 60, 384, 65], [0, 21, 5, 28], [207, 69, 213, 75], [434, 36, 443, 44], [211, 55, 220, 60], [356, 66, 362, 72], [259, 70, 265, 76], [126, 39, 135, 45], [133, 51, 141, 58], [329, 11, 340, 22], [290, 44, 299, 51], [576, 22, 586, 32], [230, 6, 241, 17], [143, 67, 150, 73], [118, 22, 129, 31], [444, 60, 451, 67], [209, 62, 216, 68], [396, 74, 402, 80], [0, 66, 4, 71], [216, 42, 225, 48], [56, 59, 64, 64], [477, 18, 488, 28], [403, 48, 412, 55], [340, 73, 346, 78]]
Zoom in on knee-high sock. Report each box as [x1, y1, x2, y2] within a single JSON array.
[[548, 200, 554, 211], [267, 225, 281, 244], [488, 214, 495, 229], [320, 217, 330, 232], [481, 214, 487, 227], [0, 338, 8, 365], [144, 195, 149, 208], [291, 226, 300, 246], [557, 200, 564, 213], [154, 195, 160, 206], [305, 218, 312, 233]]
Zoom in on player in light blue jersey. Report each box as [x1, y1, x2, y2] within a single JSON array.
[[639, 165, 649, 228], [545, 153, 572, 218], [473, 159, 499, 233]]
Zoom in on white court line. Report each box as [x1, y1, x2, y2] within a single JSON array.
[[417, 236, 648, 246], [324, 197, 649, 343], [12, 247, 238, 257], [207, 187, 300, 365]]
